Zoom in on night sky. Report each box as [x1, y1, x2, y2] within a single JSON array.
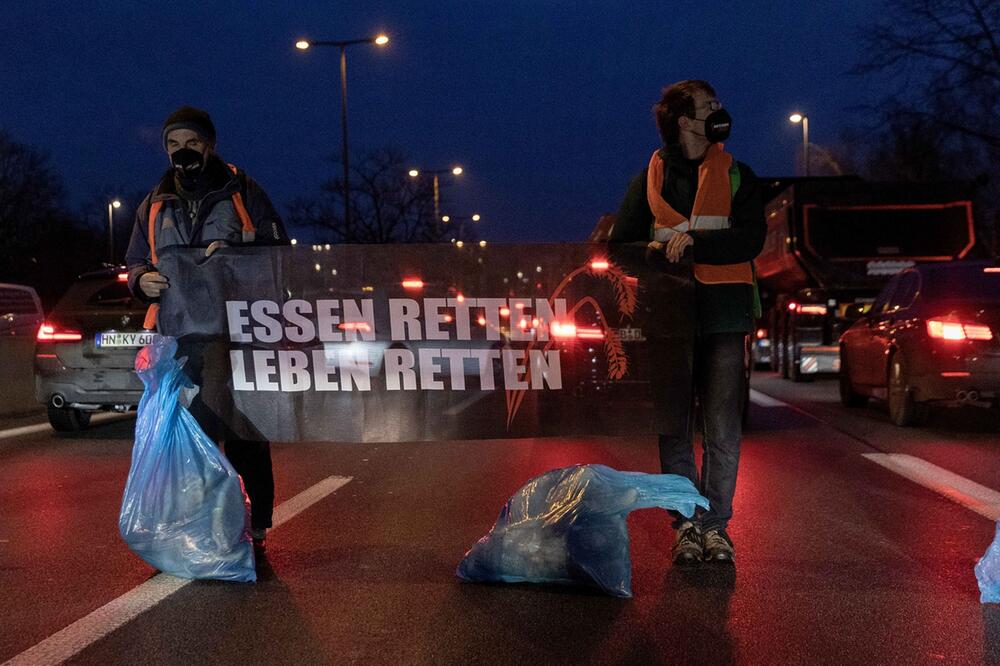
[[3, 1, 884, 242]]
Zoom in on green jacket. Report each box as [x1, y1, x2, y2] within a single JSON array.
[[609, 147, 767, 335]]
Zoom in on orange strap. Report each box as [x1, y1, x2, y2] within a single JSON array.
[[142, 165, 253, 331]]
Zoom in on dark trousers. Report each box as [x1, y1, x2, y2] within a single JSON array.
[[649, 333, 747, 532], [179, 337, 276, 531], [224, 439, 275, 529]]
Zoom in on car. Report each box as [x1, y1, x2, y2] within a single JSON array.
[[0, 283, 43, 336], [838, 261, 1000, 426], [34, 267, 151, 431]]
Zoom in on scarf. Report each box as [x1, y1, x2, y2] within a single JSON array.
[[646, 143, 753, 285]]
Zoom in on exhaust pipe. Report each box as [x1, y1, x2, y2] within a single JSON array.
[[967, 390, 980, 402], [956, 390, 968, 402], [50, 394, 66, 409]]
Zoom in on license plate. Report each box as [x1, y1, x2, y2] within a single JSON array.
[[95, 331, 156, 348], [615, 327, 646, 342]]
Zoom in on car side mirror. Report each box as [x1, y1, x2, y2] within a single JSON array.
[[843, 303, 870, 322]]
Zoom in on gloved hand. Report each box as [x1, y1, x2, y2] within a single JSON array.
[[139, 271, 169, 298]]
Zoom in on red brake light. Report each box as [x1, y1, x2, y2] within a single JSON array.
[[788, 302, 797, 311], [338, 322, 372, 332], [401, 279, 424, 290], [590, 260, 609, 271], [499, 307, 511, 318], [551, 322, 577, 338], [117, 272, 128, 282], [796, 304, 827, 315], [926, 317, 993, 341], [37, 323, 83, 342], [984, 267, 1000, 273], [577, 326, 605, 340], [756, 328, 767, 339]]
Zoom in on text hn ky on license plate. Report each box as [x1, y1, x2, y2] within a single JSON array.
[[96, 331, 156, 348]]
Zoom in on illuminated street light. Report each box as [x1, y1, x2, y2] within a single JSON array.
[[294, 33, 390, 241], [107, 199, 122, 264], [789, 112, 810, 176], [479, 240, 487, 248], [442, 215, 451, 223], [409, 165, 464, 222], [471, 213, 481, 222]]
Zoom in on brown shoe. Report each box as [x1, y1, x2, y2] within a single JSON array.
[[672, 521, 703, 565], [702, 528, 735, 562]]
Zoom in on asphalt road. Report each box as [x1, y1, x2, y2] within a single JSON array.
[[1, 373, 998, 665]]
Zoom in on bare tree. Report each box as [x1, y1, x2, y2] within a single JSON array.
[[856, 0, 1000, 148], [289, 148, 453, 244], [0, 130, 67, 263]]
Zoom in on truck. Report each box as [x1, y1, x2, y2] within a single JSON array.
[[754, 177, 976, 381]]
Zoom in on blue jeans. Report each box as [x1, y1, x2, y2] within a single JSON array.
[[650, 333, 747, 532]]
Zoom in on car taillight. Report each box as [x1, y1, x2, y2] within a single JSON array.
[[926, 317, 993, 341], [37, 323, 83, 342], [756, 328, 767, 339], [117, 272, 129, 282], [796, 304, 827, 315]]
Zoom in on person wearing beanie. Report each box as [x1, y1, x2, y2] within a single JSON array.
[[125, 106, 289, 550]]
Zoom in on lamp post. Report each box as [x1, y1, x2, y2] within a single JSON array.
[[107, 199, 121, 264], [408, 166, 463, 223], [296, 33, 389, 241], [441, 212, 481, 241], [789, 113, 809, 176]]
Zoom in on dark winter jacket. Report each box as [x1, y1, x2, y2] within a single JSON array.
[[125, 154, 289, 303], [609, 147, 766, 334]]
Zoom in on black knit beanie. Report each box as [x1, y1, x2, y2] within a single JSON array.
[[162, 106, 216, 149]]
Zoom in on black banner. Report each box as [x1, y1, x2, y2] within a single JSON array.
[[156, 243, 694, 442]]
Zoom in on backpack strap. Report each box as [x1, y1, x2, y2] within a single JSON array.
[[228, 164, 256, 242]]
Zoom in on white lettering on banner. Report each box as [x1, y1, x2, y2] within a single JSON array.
[[250, 301, 282, 343], [283, 300, 316, 343], [424, 299, 450, 341], [223, 297, 580, 393], [502, 349, 529, 390], [230, 350, 255, 390], [253, 350, 280, 391], [389, 299, 422, 341], [418, 348, 445, 390], [470, 349, 501, 390], [338, 346, 371, 391], [278, 350, 311, 391], [315, 300, 343, 342], [440, 348, 471, 390], [385, 349, 417, 390], [226, 301, 252, 343], [530, 350, 562, 389]]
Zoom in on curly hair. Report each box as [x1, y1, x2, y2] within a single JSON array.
[[652, 80, 716, 146]]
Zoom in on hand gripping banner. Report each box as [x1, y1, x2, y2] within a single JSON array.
[[155, 242, 695, 442]]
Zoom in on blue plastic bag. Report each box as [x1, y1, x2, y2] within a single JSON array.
[[119, 335, 256, 582], [976, 521, 1000, 603], [456, 464, 709, 597]]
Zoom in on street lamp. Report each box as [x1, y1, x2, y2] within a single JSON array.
[[295, 33, 389, 241], [107, 199, 121, 264], [441, 212, 482, 241], [789, 113, 809, 177], [408, 166, 464, 222]]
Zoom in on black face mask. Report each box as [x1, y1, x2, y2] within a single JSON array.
[[170, 148, 206, 190], [687, 108, 732, 144]]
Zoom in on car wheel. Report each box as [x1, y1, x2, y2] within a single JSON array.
[[839, 346, 868, 407], [887, 353, 928, 427], [47, 405, 92, 432]]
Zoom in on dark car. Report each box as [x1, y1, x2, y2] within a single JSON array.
[[839, 261, 1000, 426], [34, 267, 152, 431]]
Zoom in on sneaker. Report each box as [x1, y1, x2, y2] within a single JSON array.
[[702, 528, 735, 562], [672, 521, 703, 565], [250, 527, 267, 549]]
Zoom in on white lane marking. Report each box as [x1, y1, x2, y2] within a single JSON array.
[[3, 474, 352, 666], [862, 453, 1000, 521], [748, 389, 789, 408], [0, 413, 133, 441]]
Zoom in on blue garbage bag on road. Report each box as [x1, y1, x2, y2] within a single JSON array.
[[119, 335, 255, 582], [976, 521, 1000, 603], [456, 464, 710, 597]]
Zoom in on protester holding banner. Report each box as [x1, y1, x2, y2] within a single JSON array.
[[609, 80, 766, 565], [125, 106, 289, 548]]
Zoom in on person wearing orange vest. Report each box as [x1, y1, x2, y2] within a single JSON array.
[[125, 106, 289, 549], [610, 80, 766, 566]]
